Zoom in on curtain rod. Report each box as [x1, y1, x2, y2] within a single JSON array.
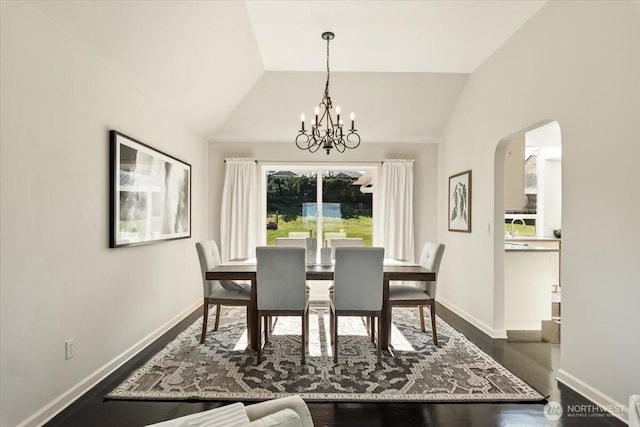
[[222, 159, 413, 164], [254, 161, 380, 166], [382, 159, 415, 163], [223, 159, 258, 163]]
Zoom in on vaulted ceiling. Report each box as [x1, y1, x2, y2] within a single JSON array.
[[30, 0, 546, 144]]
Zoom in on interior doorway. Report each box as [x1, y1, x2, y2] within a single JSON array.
[[494, 121, 562, 344]]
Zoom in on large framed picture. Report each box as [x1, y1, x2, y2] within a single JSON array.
[[109, 131, 191, 248], [448, 170, 472, 233]]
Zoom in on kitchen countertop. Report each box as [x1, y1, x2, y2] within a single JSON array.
[[505, 242, 560, 252], [505, 236, 561, 242]]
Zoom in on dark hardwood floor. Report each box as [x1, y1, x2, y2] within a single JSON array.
[[45, 303, 625, 427]]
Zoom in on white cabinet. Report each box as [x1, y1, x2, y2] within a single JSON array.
[[532, 241, 560, 288], [505, 250, 554, 330], [508, 239, 560, 289]]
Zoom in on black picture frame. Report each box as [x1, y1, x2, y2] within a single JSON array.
[[109, 130, 191, 248], [448, 170, 472, 233]]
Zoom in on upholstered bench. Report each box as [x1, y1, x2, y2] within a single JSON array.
[[630, 395, 640, 427], [145, 396, 314, 427]]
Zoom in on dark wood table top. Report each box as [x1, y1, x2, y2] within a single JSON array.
[[206, 260, 435, 281]]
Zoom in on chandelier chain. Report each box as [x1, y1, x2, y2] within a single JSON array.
[[324, 36, 330, 100]]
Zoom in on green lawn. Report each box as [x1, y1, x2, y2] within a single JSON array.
[[504, 223, 536, 236], [266, 215, 373, 246]]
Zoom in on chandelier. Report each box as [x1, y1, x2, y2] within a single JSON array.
[[296, 32, 360, 155]]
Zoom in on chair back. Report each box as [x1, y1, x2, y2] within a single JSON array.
[[419, 242, 445, 298], [327, 237, 364, 258], [195, 240, 246, 295], [324, 231, 346, 245], [288, 231, 311, 238], [275, 237, 306, 248], [333, 247, 384, 311], [275, 237, 317, 264], [256, 246, 307, 310]]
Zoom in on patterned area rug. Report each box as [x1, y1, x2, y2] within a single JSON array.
[[107, 306, 544, 402]]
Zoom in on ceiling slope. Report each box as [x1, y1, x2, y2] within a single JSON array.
[[246, 0, 546, 73], [30, 0, 265, 138], [28, 1, 546, 142], [212, 71, 469, 144]]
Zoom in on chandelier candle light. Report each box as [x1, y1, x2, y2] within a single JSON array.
[[296, 32, 360, 155]]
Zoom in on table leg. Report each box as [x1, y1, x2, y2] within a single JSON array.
[[380, 277, 390, 351]]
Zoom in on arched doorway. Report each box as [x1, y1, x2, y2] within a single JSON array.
[[494, 120, 562, 342]]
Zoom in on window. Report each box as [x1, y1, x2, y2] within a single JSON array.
[[261, 165, 376, 248]]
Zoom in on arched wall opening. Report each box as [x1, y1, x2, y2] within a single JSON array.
[[493, 120, 562, 338]]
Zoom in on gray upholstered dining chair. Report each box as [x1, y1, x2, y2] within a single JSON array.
[[271, 237, 315, 332], [256, 246, 309, 364], [327, 237, 364, 258], [275, 237, 317, 265], [195, 240, 251, 344], [327, 237, 365, 294], [389, 242, 445, 345], [275, 237, 307, 248], [330, 246, 385, 364]]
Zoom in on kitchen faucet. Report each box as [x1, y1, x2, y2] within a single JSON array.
[[510, 217, 526, 236]]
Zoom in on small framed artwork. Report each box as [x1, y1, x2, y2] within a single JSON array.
[[448, 170, 472, 233], [109, 130, 191, 248]]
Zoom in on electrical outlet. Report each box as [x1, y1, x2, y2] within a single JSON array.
[[65, 339, 75, 360]]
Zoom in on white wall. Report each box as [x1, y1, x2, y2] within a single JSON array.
[[207, 141, 438, 262], [0, 3, 207, 426], [438, 0, 640, 417], [503, 134, 525, 211], [525, 121, 562, 238], [537, 157, 562, 238]]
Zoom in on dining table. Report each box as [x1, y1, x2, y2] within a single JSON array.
[[206, 258, 435, 351]]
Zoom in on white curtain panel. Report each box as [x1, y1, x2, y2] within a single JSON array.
[[375, 159, 415, 262], [220, 158, 258, 262]]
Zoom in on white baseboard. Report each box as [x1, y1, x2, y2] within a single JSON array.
[[19, 301, 202, 427], [556, 369, 629, 424], [437, 297, 507, 339]]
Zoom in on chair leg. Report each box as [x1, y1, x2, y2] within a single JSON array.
[[333, 315, 339, 363], [301, 312, 307, 364], [264, 314, 269, 344], [213, 304, 221, 332], [370, 316, 375, 343], [430, 301, 438, 345], [200, 300, 209, 344], [376, 315, 382, 364], [305, 310, 310, 345], [257, 315, 263, 364], [418, 305, 426, 332], [245, 306, 251, 343], [267, 316, 275, 333], [329, 305, 335, 345]]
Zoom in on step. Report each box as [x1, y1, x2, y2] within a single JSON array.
[[552, 301, 561, 318], [542, 319, 561, 344]]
